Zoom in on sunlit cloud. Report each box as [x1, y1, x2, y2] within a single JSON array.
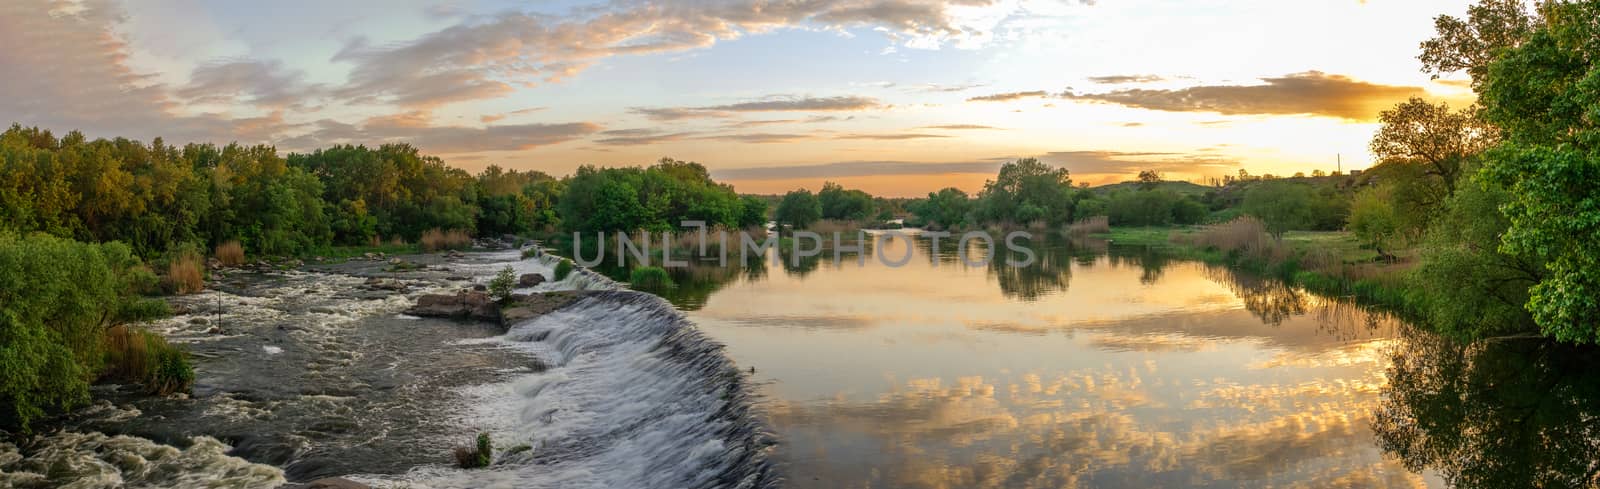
[[1064, 71, 1427, 121], [966, 90, 1052, 102]]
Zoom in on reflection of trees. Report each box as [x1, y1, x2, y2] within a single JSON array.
[[1203, 265, 1307, 325], [986, 234, 1101, 301], [1374, 330, 1600, 488], [1107, 245, 1172, 285]]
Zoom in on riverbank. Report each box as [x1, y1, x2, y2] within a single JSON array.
[[1094, 225, 1420, 316]]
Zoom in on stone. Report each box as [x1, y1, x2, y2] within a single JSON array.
[[518, 273, 545, 287], [406, 291, 498, 321], [306, 478, 370, 489]]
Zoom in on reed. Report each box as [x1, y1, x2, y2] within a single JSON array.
[[1176, 216, 1286, 263], [101, 325, 193, 395], [164, 251, 204, 295], [421, 228, 472, 252], [213, 240, 245, 267], [1066, 216, 1110, 235]]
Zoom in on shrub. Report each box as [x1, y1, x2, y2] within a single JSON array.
[[629, 266, 674, 289], [100, 325, 194, 396], [214, 240, 245, 267], [421, 228, 472, 252], [554, 259, 574, 281], [164, 251, 204, 295], [454, 432, 493, 469], [1177, 216, 1286, 264], [489, 266, 515, 300]]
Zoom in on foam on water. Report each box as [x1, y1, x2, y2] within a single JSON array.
[[365, 252, 777, 489]]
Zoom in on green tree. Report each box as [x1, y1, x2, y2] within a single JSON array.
[[1348, 185, 1404, 259], [1474, 0, 1600, 341], [775, 189, 822, 230], [737, 195, 768, 228], [1241, 182, 1314, 237], [817, 181, 875, 221], [910, 187, 971, 230], [1370, 98, 1499, 195], [974, 158, 1074, 225]]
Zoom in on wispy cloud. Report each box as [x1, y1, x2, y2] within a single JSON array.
[[967, 90, 1051, 102], [919, 124, 997, 130], [1087, 74, 1165, 84], [632, 96, 882, 121], [1064, 71, 1425, 120]]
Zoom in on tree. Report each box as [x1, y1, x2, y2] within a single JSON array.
[[737, 195, 768, 228], [1348, 185, 1403, 260], [817, 181, 874, 221], [974, 158, 1074, 225], [775, 189, 821, 230], [1370, 98, 1499, 195], [1474, 0, 1600, 342], [1136, 170, 1162, 190], [1241, 182, 1314, 237], [911, 187, 972, 229], [1418, 0, 1540, 85]]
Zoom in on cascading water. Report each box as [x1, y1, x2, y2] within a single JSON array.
[[0, 248, 777, 489]]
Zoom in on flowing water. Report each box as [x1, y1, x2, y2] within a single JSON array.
[[4, 233, 1597, 488]]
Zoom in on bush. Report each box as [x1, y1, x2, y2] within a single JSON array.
[[164, 251, 204, 295], [629, 266, 674, 289], [454, 432, 493, 469], [489, 266, 515, 300], [101, 325, 194, 396], [0, 233, 157, 430], [421, 228, 472, 252], [554, 259, 574, 281]]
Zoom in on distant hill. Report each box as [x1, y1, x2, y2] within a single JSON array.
[[1088, 180, 1213, 196]]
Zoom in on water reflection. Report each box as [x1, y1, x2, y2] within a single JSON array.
[[671, 232, 1439, 488], [1374, 330, 1600, 488]]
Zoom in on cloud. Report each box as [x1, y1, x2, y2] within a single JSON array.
[[714, 160, 1002, 180], [920, 124, 996, 130], [1036, 150, 1238, 175], [1065, 71, 1426, 120], [699, 133, 813, 144], [1087, 74, 1165, 84], [967, 90, 1050, 102], [633, 96, 881, 121], [325, 1, 1019, 109], [285, 114, 600, 152], [834, 133, 950, 140], [177, 60, 324, 110], [591, 128, 695, 146], [912, 82, 989, 93]]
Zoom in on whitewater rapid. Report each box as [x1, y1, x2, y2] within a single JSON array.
[[0, 249, 777, 489]]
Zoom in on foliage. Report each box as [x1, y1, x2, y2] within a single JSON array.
[[817, 182, 875, 221], [775, 189, 822, 230], [1240, 182, 1348, 237], [489, 266, 516, 301], [1417, 0, 1541, 84], [738, 195, 769, 228], [454, 432, 493, 469], [629, 266, 674, 289], [0, 233, 177, 430], [1370, 98, 1499, 195], [1347, 185, 1404, 258], [1104, 189, 1206, 226], [1474, 1, 1600, 342], [973, 158, 1075, 225], [554, 259, 575, 282], [558, 159, 744, 233], [1410, 177, 1541, 339], [101, 325, 193, 396], [288, 144, 476, 243], [909, 187, 972, 230]]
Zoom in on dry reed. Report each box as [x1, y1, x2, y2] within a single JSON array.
[[421, 228, 472, 252], [164, 251, 204, 294], [213, 240, 245, 267]]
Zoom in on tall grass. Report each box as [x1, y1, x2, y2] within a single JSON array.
[[164, 251, 204, 295], [1066, 216, 1110, 235], [629, 266, 674, 289], [1174, 216, 1286, 263], [101, 325, 194, 395], [214, 240, 245, 267], [421, 228, 472, 252]]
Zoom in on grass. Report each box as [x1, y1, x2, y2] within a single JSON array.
[[629, 266, 674, 289], [1066, 216, 1110, 235], [214, 240, 245, 267], [554, 259, 574, 281], [164, 251, 204, 295], [101, 325, 194, 396], [421, 228, 472, 252], [454, 432, 493, 469]]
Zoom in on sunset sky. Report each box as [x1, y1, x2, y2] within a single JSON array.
[[2, 0, 1478, 196]]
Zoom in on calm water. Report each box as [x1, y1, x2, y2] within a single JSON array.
[[631, 231, 1600, 489]]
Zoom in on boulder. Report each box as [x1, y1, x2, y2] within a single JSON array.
[[306, 478, 370, 489], [407, 291, 498, 321], [499, 291, 585, 327], [518, 273, 545, 287]]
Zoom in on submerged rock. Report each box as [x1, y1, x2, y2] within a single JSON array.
[[306, 477, 370, 489], [499, 291, 584, 327], [407, 291, 498, 321]]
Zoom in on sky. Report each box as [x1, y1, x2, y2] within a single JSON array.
[[1, 0, 1479, 197]]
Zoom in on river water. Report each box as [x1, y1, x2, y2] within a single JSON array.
[[3, 232, 1597, 488]]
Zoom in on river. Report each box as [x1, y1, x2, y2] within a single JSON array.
[[3, 232, 1596, 488]]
